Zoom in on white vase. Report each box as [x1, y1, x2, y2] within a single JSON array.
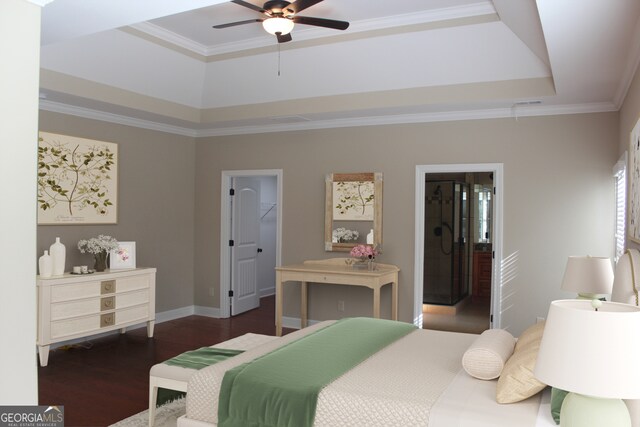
[[49, 237, 66, 276], [38, 250, 53, 278], [366, 229, 374, 244]]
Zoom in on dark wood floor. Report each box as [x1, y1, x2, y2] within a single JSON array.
[[38, 296, 290, 427]]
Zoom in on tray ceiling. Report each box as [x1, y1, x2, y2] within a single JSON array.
[[38, 0, 640, 136]]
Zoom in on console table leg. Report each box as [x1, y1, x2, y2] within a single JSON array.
[[373, 288, 381, 318], [38, 345, 50, 367], [301, 281, 308, 329], [147, 320, 155, 338], [275, 271, 283, 336], [391, 281, 398, 320]]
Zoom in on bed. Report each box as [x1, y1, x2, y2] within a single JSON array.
[[178, 319, 554, 427]]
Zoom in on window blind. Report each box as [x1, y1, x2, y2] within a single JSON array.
[[613, 153, 627, 262]]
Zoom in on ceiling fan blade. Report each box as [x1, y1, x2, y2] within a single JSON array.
[[231, 0, 266, 14], [285, 0, 323, 14], [213, 18, 263, 29], [276, 32, 293, 43], [293, 16, 349, 30]]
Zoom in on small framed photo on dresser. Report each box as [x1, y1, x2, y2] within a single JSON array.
[[110, 241, 136, 270]]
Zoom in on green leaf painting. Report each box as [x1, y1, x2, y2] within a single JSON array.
[[37, 132, 118, 224], [332, 180, 375, 221]]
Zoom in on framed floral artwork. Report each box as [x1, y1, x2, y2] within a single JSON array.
[[110, 241, 136, 270], [37, 132, 118, 224], [332, 179, 375, 221]]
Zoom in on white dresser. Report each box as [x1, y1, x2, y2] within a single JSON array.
[[37, 267, 156, 366]]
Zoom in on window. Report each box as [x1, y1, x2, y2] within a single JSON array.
[[474, 184, 492, 243], [614, 152, 627, 262]]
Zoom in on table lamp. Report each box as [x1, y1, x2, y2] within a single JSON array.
[[561, 256, 614, 299], [534, 300, 640, 427]]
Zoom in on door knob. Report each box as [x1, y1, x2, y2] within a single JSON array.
[[257, 248, 263, 253]]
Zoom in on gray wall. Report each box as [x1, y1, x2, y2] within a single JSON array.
[[38, 111, 196, 313], [194, 113, 618, 336]]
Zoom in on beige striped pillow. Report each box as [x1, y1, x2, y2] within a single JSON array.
[[462, 329, 516, 380], [496, 322, 547, 403]]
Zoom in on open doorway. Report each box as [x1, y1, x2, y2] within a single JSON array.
[[422, 172, 493, 334], [413, 164, 503, 332], [220, 170, 283, 318]]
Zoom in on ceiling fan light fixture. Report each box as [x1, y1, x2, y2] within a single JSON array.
[[262, 17, 294, 35]]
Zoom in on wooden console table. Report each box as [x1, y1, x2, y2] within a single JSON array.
[[274, 259, 399, 336]]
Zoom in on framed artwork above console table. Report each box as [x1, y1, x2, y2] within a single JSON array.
[[325, 172, 383, 251]]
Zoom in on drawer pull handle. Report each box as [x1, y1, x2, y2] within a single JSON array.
[[100, 313, 115, 327], [101, 280, 116, 294], [101, 297, 115, 311]]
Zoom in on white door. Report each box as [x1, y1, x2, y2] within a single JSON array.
[[231, 177, 261, 315]]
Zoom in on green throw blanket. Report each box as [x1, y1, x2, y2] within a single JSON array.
[[218, 317, 416, 427], [157, 347, 244, 406]]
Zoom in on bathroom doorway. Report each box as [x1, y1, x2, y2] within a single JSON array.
[[419, 170, 498, 334]]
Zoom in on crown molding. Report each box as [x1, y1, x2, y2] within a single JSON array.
[[26, 0, 55, 6], [39, 99, 199, 137], [196, 102, 618, 137], [129, 21, 210, 56], [129, 1, 497, 57], [40, 98, 617, 138]]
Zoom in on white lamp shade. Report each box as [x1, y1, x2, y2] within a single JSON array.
[[534, 300, 640, 399], [561, 256, 614, 294], [262, 17, 294, 35]]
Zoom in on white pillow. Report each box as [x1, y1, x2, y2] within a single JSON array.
[[462, 329, 516, 380]]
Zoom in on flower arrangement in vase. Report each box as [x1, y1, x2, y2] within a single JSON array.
[[78, 235, 119, 272], [350, 244, 379, 270]]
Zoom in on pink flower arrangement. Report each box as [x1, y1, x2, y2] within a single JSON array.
[[350, 244, 379, 260]]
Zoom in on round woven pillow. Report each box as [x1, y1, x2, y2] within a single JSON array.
[[462, 328, 516, 380]]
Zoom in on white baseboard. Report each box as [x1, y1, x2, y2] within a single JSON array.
[[260, 287, 275, 298], [194, 305, 222, 317], [155, 305, 195, 323], [281, 316, 321, 330]]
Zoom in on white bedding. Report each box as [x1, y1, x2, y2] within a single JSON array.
[[181, 321, 548, 427]]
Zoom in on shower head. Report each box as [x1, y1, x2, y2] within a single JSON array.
[[433, 185, 442, 197]]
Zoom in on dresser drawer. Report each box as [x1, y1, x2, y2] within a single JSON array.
[[116, 276, 150, 293], [117, 305, 149, 324], [116, 289, 149, 309], [51, 298, 100, 321], [51, 281, 101, 302], [51, 314, 100, 339]]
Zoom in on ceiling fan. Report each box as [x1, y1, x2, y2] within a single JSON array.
[[213, 0, 350, 43]]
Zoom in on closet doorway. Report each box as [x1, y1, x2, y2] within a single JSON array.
[[220, 170, 283, 318], [414, 164, 503, 333]]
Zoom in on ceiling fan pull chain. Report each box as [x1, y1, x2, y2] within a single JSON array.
[[278, 41, 281, 76]]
